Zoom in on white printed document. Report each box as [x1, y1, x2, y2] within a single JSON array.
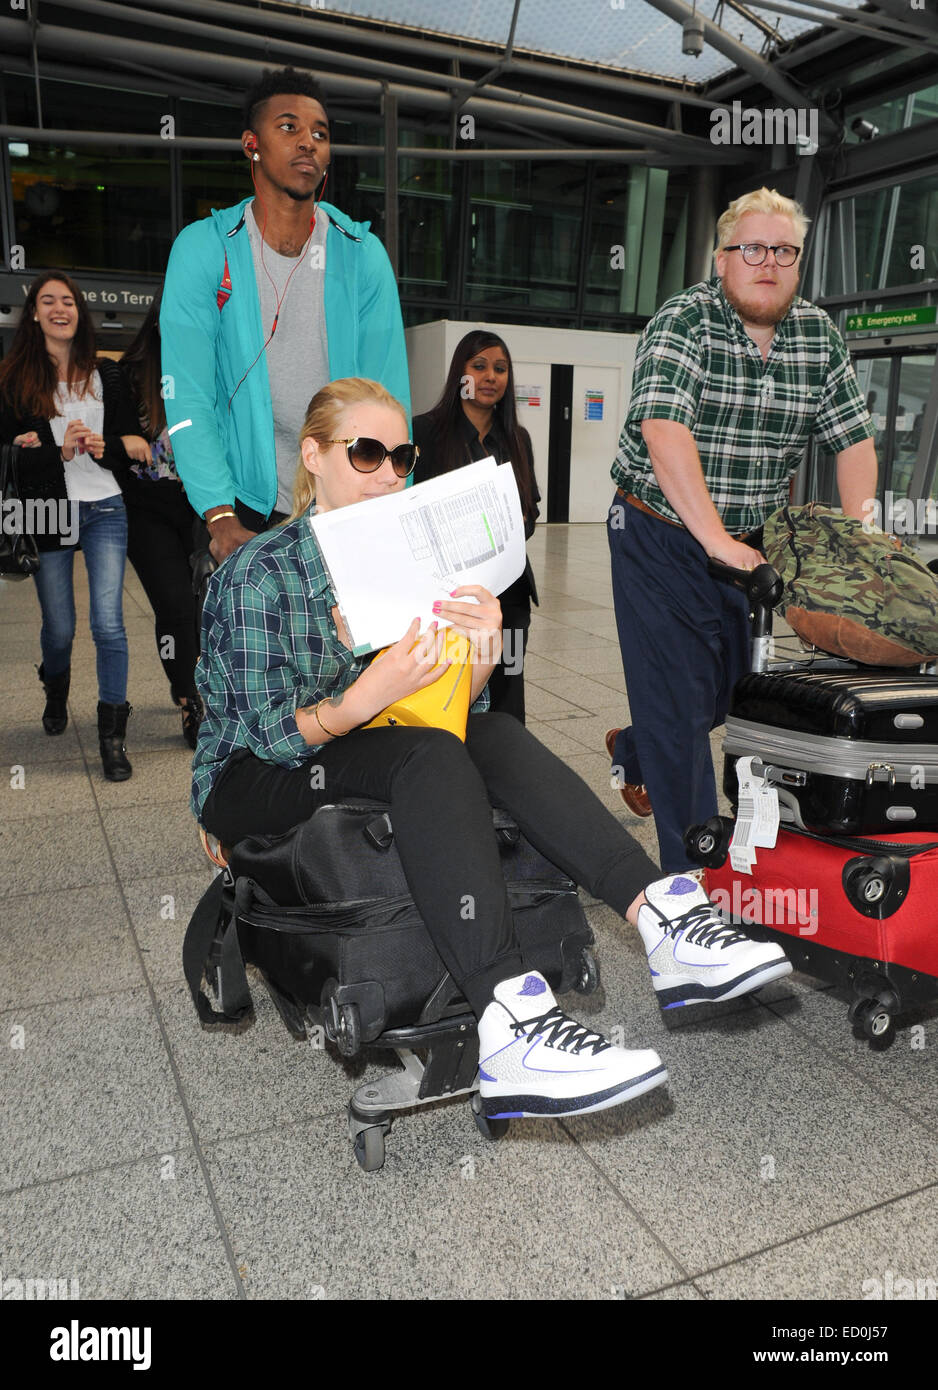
[[309, 458, 527, 654]]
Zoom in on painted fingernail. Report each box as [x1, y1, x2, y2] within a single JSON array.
[[432, 602, 441, 614], [449, 589, 460, 597]]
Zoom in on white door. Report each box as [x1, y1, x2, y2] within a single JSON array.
[[568, 364, 622, 522], [511, 361, 551, 521]]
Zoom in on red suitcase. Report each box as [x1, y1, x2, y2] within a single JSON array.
[[686, 817, 938, 1047]]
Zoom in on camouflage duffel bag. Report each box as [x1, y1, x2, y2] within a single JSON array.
[[762, 502, 938, 666]]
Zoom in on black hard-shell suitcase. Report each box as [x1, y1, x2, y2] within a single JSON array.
[[723, 669, 938, 836]]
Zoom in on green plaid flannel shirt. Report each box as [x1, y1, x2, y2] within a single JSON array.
[[191, 512, 490, 823], [611, 276, 874, 535]]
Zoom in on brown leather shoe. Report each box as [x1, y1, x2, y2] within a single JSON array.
[[605, 728, 653, 817]]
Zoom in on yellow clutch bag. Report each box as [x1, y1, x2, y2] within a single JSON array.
[[363, 629, 473, 741]]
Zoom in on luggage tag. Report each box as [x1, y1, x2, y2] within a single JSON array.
[[730, 756, 780, 875]]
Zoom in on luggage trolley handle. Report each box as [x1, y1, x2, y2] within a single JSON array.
[[707, 559, 784, 674]]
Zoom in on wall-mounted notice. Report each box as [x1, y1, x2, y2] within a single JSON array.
[[515, 384, 542, 408], [584, 389, 604, 421]]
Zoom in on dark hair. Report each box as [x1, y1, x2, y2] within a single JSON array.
[[0, 270, 97, 420], [242, 66, 329, 132], [423, 330, 535, 516], [120, 286, 164, 438]]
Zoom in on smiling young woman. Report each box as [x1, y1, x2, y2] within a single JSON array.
[[0, 270, 143, 780]]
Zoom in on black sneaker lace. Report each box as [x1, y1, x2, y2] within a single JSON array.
[[512, 1006, 611, 1056], [667, 902, 750, 951]]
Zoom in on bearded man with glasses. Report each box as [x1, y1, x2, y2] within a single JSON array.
[[605, 186, 877, 874]]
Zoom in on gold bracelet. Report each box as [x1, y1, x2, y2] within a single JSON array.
[[314, 699, 346, 738], [206, 510, 237, 525]]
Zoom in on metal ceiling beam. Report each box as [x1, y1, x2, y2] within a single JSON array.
[[706, 18, 858, 98], [0, 123, 380, 153], [643, 0, 839, 135], [743, 0, 938, 52], [447, 0, 522, 118], [0, 15, 736, 161], [103, 0, 719, 109], [0, 124, 679, 163], [867, 0, 938, 36], [723, 0, 783, 45], [31, 0, 717, 156]]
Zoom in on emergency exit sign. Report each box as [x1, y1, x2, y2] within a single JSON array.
[[845, 306, 936, 332]]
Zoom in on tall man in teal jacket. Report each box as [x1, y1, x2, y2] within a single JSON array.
[[161, 67, 410, 563]]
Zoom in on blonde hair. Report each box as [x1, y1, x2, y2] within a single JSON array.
[[716, 187, 809, 250], [287, 377, 409, 521]]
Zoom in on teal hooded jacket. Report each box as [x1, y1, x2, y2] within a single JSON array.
[[160, 196, 411, 520]]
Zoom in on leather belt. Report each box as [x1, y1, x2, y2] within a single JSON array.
[[615, 486, 757, 544], [616, 487, 682, 529]]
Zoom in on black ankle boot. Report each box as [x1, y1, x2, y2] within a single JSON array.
[[97, 701, 133, 781], [38, 663, 71, 735], [174, 691, 204, 750]]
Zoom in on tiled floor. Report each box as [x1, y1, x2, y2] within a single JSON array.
[[2, 524, 936, 1301]]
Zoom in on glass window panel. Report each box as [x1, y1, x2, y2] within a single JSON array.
[[11, 143, 171, 276], [821, 173, 938, 297], [398, 151, 455, 300], [586, 165, 686, 316], [465, 160, 583, 312], [893, 353, 935, 500], [846, 81, 938, 143]]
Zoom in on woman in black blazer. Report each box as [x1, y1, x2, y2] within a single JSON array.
[[412, 330, 540, 723], [0, 271, 141, 780]]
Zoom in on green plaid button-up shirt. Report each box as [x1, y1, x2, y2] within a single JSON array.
[[191, 511, 490, 823], [611, 276, 873, 535]]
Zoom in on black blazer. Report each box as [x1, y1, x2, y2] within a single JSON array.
[[0, 358, 137, 550], [412, 410, 540, 608]]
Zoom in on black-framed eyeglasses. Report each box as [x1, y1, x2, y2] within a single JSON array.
[[723, 243, 802, 267], [319, 437, 419, 477]]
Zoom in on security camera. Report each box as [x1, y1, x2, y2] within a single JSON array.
[[682, 17, 705, 57], [851, 117, 879, 141]]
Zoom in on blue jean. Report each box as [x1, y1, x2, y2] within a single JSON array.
[[33, 494, 129, 704], [607, 495, 751, 873]]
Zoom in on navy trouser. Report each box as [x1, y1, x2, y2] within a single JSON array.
[[607, 495, 751, 873]]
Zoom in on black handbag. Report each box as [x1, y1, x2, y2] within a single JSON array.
[[0, 443, 41, 580]]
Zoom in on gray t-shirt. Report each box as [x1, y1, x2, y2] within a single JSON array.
[[247, 202, 330, 513]]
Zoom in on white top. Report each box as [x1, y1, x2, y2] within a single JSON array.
[[50, 371, 116, 502]]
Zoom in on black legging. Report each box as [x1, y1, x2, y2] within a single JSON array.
[[124, 480, 200, 702], [201, 712, 657, 1015]]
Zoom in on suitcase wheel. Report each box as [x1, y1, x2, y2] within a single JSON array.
[[353, 1120, 390, 1173], [848, 997, 896, 1050], [325, 997, 362, 1058], [684, 816, 733, 869], [572, 948, 600, 995], [470, 1091, 510, 1141]]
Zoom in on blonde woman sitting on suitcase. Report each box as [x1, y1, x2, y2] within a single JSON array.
[[191, 377, 790, 1121]]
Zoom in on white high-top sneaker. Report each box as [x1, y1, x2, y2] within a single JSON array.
[[638, 874, 792, 1009], [477, 971, 667, 1119]]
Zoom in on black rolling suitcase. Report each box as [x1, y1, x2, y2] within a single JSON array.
[[723, 668, 938, 836], [208, 800, 596, 1042], [184, 799, 598, 1170]]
